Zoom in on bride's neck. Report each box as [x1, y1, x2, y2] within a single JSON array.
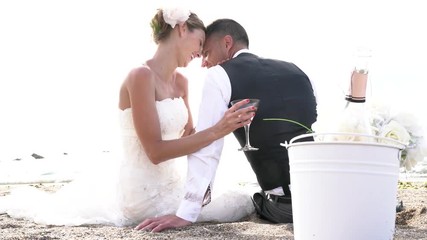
[[148, 45, 178, 81], [146, 60, 175, 83]]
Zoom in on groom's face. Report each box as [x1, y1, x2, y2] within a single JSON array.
[[201, 35, 229, 68]]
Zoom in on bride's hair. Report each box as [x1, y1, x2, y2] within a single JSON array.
[[150, 9, 205, 44]]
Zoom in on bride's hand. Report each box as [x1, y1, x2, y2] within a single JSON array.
[[215, 99, 256, 136], [135, 214, 191, 232]]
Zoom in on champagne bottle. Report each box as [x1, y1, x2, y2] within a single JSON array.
[[337, 48, 374, 142]]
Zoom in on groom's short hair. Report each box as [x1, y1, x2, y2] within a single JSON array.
[[206, 19, 249, 47]]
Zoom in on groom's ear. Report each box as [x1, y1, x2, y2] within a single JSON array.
[[224, 35, 233, 50]]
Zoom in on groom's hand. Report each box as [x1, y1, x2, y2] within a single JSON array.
[[134, 214, 191, 232]]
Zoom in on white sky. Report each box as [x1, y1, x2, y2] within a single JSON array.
[[0, 0, 426, 158]]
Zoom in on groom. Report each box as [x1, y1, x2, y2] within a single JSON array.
[[136, 18, 317, 232]]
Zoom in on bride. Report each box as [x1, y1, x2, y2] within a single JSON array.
[[0, 8, 255, 226]]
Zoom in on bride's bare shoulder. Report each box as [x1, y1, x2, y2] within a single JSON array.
[[125, 65, 155, 85]]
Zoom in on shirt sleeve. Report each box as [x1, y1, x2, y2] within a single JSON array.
[[175, 66, 231, 222]]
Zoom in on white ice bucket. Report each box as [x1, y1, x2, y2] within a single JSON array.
[[282, 133, 406, 240]]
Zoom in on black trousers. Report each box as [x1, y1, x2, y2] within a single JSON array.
[[251, 191, 293, 223]]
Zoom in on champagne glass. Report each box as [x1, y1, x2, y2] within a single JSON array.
[[230, 99, 260, 151]]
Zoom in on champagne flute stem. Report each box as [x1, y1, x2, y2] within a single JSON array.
[[244, 124, 251, 147]]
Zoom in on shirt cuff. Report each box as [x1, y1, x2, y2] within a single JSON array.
[[176, 199, 203, 222]]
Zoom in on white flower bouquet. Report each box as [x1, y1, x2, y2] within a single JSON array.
[[369, 102, 427, 171]]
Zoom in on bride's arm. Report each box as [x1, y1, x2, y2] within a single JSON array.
[[127, 68, 253, 165]]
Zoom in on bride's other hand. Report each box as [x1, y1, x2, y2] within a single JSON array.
[[181, 125, 196, 137], [135, 215, 191, 232]]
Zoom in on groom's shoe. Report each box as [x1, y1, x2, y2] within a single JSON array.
[[251, 191, 293, 224], [266, 193, 292, 204]]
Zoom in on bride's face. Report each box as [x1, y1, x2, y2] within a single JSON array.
[[178, 27, 205, 67]]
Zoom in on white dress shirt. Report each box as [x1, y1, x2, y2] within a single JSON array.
[[175, 50, 252, 222]]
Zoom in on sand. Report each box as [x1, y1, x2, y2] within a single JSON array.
[[0, 182, 426, 240]]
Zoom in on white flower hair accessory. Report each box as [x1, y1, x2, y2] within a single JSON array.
[[162, 7, 191, 28]]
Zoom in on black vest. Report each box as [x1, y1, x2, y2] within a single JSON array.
[[221, 53, 317, 195]]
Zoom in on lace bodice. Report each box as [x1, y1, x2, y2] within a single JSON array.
[[118, 97, 188, 177], [120, 98, 188, 140], [118, 98, 188, 167]]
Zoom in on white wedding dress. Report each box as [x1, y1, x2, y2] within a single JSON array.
[[0, 98, 254, 226]]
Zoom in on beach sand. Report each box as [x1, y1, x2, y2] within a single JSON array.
[[1, 182, 426, 240]]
